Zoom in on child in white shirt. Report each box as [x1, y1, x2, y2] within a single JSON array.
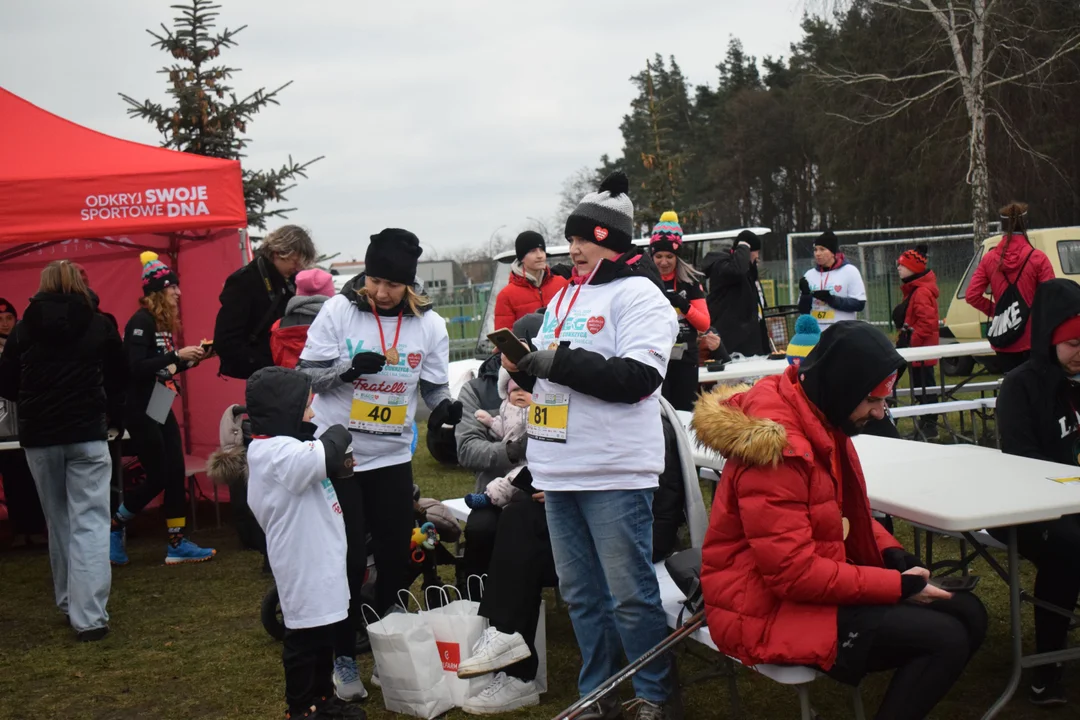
[[245, 366, 362, 720]]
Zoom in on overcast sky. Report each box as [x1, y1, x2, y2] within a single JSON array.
[[1, 1, 806, 260]]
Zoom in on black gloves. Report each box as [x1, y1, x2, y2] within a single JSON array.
[[319, 424, 353, 479], [506, 437, 527, 464], [666, 289, 691, 313], [340, 351, 386, 383], [428, 399, 464, 430], [799, 277, 811, 295], [517, 350, 557, 379], [882, 548, 922, 572], [812, 289, 832, 302]]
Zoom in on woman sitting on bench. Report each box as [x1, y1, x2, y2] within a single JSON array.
[[694, 322, 987, 720]]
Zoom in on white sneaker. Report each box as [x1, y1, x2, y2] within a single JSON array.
[[333, 656, 369, 701], [370, 664, 380, 688], [462, 672, 540, 715], [457, 627, 532, 679]]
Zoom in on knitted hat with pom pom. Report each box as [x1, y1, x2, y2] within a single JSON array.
[[650, 211, 684, 255], [786, 314, 822, 367], [140, 251, 179, 295], [564, 171, 635, 253]]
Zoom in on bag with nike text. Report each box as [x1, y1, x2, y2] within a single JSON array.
[[985, 250, 1033, 349]]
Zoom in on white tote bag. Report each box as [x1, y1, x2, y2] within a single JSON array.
[[420, 585, 491, 706], [362, 604, 454, 719], [534, 599, 548, 694]]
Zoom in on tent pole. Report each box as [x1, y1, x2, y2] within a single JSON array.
[[172, 233, 195, 459]]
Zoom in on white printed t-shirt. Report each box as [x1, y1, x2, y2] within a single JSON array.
[[300, 295, 450, 472], [802, 260, 867, 328], [247, 436, 348, 630]]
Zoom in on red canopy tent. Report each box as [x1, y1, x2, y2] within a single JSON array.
[[0, 86, 249, 473]]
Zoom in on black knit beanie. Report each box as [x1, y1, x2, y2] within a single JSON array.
[[564, 171, 635, 254], [366, 229, 423, 284], [0, 298, 17, 321], [515, 231, 546, 262], [737, 230, 761, 253], [815, 230, 839, 255]]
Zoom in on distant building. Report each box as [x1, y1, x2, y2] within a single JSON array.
[[330, 260, 365, 275], [461, 259, 494, 285], [416, 260, 464, 295]]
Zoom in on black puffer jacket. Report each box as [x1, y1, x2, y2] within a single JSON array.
[[0, 292, 126, 447], [704, 244, 765, 357], [214, 256, 294, 380], [999, 279, 1080, 466]]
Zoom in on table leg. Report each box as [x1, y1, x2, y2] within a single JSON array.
[[982, 527, 1022, 719]]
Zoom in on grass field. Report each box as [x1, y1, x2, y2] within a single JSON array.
[[0, 425, 1065, 720]]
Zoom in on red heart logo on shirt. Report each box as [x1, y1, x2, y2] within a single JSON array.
[[593, 226, 609, 242], [834, 285, 842, 292], [407, 352, 422, 369], [587, 316, 605, 334]]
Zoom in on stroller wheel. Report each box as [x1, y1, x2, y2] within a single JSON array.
[[261, 586, 286, 642]]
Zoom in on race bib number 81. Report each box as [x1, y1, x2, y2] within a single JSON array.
[[527, 393, 570, 443]]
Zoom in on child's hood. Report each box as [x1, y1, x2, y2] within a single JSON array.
[[246, 366, 312, 438]]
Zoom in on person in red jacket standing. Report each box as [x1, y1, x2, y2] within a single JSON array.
[[893, 245, 940, 437], [965, 202, 1055, 372], [493, 231, 569, 331], [692, 322, 987, 720]]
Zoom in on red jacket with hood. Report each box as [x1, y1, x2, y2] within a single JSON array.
[[900, 270, 940, 367], [693, 367, 904, 670], [494, 263, 569, 332], [965, 235, 1055, 354]]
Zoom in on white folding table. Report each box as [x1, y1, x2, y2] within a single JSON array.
[[855, 434, 1080, 719]]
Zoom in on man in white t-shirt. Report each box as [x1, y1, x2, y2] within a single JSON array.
[[798, 230, 867, 329], [245, 366, 362, 720]]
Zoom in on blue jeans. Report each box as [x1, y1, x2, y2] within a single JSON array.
[[545, 489, 672, 703], [24, 441, 112, 632]]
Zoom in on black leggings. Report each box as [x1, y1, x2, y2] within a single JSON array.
[[462, 505, 500, 582], [1015, 514, 1080, 654], [283, 619, 348, 714], [123, 411, 187, 524], [828, 593, 987, 720], [479, 500, 558, 682], [332, 461, 416, 658]]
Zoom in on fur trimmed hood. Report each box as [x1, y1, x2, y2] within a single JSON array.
[[692, 384, 787, 468], [207, 444, 248, 485]]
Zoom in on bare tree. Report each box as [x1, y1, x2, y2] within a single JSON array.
[[812, 1, 1080, 245], [554, 166, 600, 232]]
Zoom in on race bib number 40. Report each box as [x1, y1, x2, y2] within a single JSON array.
[[527, 392, 570, 443], [349, 391, 407, 435]]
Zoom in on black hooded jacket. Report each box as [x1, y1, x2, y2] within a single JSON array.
[[703, 243, 765, 356], [215, 255, 294, 380], [999, 279, 1080, 466], [511, 250, 669, 404], [798, 321, 905, 436], [0, 292, 127, 447]]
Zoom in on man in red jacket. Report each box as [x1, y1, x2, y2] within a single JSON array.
[[692, 322, 987, 720], [493, 231, 569, 331]]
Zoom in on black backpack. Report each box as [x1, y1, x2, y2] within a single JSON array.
[[986, 250, 1034, 349]]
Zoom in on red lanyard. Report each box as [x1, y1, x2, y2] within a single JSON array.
[[370, 303, 404, 354], [552, 281, 587, 340]]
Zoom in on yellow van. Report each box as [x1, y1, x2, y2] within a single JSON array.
[[940, 226, 1080, 374]]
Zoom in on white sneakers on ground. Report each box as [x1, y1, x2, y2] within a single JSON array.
[[457, 627, 532, 679], [461, 672, 540, 715]]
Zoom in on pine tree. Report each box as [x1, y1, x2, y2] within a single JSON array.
[[120, 0, 322, 229]]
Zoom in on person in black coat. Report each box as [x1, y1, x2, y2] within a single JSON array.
[[0, 260, 126, 640], [214, 226, 316, 380], [997, 278, 1080, 706], [704, 230, 768, 357]]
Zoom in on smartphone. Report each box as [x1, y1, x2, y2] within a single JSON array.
[[487, 329, 530, 364], [200, 339, 215, 354], [929, 575, 980, 592], [510, 467, 538, 495]]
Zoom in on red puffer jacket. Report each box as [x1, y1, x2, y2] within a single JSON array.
[[692, 368, 903, 670], [494, 264, 569, 332], [901, 270, 940, 368]]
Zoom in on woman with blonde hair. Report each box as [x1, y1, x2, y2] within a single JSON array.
[[111, 252, 214, 566], [299, 228, 460, 701], [0, 260, 126, 641], [215, 224, 317, 379]]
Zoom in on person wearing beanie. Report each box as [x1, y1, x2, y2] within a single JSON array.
[[997, 278, 1080, 705], [215, 225, 317, 380], [0, 260, 126, 641], [297, 228, 462, 700], [650, 211, 710, 411], [693, 321, 987, 720], [269, 268, 336, 369], [112, 251, 215, 567], [703, 229, 770, 357], [798, 230, 867, 330], [494, 230, 569, 332], [505, 171, 678, 718], [0, 297, 18, 353], [893, 244, 940, 437], [785, 314, 821, 367]]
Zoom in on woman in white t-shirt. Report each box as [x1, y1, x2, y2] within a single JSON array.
[[798, 230, 867, 330], [298, 228, 459, 700]]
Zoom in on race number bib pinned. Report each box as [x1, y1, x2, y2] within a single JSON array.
[[527, 392, 570, 443], [349, 391, 407, 435], [811, 299, 834, 321]]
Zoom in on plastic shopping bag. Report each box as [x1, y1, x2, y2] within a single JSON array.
[[421, 585, 491, 706], [363, 603, 454, 719]]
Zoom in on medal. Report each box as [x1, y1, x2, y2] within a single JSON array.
[[370, 301, 404, 367], [548, 342, 559, 351]]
